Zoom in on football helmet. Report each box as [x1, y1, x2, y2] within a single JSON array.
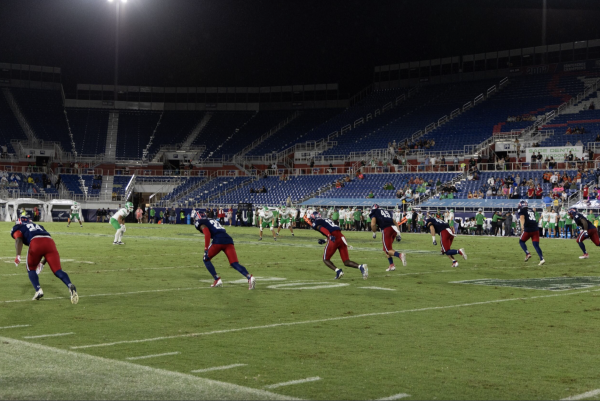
[[126, 201, 134, 211], [568, 207, 577, 218], [372, 204, 379, 209], [17, 216, 31, 225], [311, 211, 321, 221], [517, 199, 528, 209]]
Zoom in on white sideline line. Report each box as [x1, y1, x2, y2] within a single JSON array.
[[191, 364, 247, 373], [24, 332, 74, 339], [0, 335, 297, 400], [264, 376, 321, 389], [377, 393, 411, 400], [359, 286, 396, 291], [126, 351, 180, 360], [0, 325, 30, 330], [561, 389, 600, 400], [70, 287, 600, 350]]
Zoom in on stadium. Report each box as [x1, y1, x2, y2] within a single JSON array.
[[2, 0, 600, 399]]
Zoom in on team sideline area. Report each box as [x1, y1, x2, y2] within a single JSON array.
[[1, 222, 600, 400]]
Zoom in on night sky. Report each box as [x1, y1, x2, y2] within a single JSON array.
[[1, 0, 600, 97]]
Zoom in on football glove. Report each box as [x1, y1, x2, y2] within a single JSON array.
[[372, 233, 377, 239], [330, 235, 336, 242], [14, 255, 21, 266], [318, 239, 326, 245]]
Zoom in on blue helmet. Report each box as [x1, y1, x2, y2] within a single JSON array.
[[197, 210, 207, 219], [517, 199, 528, 209], [568, 208, 577, 218], [311, 211, 321, 221], [17, 216, 31, 225], [372, 204, 379, 209]]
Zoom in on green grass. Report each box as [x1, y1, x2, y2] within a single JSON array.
[[1, 222, 600, 400]]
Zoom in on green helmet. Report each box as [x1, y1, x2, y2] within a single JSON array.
[[126, 201, 134, 211], [450, 209, 454, 213], [264, 206, 269, 211], [73, 201, 78, 206]]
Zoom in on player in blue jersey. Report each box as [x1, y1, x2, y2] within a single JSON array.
[[11, 216, 78, 303], [304, 212, 368, 279], [425, 212, 467, 267], [369, 205, 407, 271], [568, 207, 600, 259], [517, 200, 545, 265], [195, 212, 255, 289]]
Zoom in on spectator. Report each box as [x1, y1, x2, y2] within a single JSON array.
[[535, 184, 543, 199], [366, 191, 375, 199]]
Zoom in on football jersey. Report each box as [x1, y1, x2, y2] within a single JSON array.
[[448, 212, 455, 222], [11, 222, 51, 246], [425, 217, 450, 234], [549, 212, 557, 223], [369, 208, 395, 230], [559, 210, 567, 221], [518, 207, 538, 232], [393, 211, 402, 222], [195, 218, 233, 244], [260, 210, 274, 222], [572, 212, 594, 229], [310, 218, 341, 235], [71, 205, 81, 214], [542, 211, 550, 222], [113, 208, 130, 220]]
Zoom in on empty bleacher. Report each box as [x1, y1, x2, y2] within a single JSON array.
[[193, 112, 255, 159], [0, 92, 27, 152], [147, 111, 206, 156], [116, 111, 161, 159], [66, 108, 110, 156]]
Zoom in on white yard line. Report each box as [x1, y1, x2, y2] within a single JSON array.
[[0, 335, 297, 400], [126, 352, 180, 360], [0, 325, 30, 330], [264, 377, 321, 389], [376, 393, 411, 400], [70, 287, 600, 350], [24, 332, 74, 339], [561, 389, 600, 400], [191, 364, 247, 373], [359, 286, 396, 291], [0, 286, 211, 304]]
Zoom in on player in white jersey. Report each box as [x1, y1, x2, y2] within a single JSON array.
[[67, 201, 83, 228], [541, 207, 550, 237], [259, 206, 277, 241], [276, 206, 295, 236], [558, 207, 567, 238], [110, 202, 133, 245], [362, 208, 371, 231]]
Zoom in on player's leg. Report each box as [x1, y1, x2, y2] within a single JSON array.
[[67, 215, 71, 227], [270, 222, 276, 239], [77, 214, 83, 227], [288, 222, 294, 235], [25, 244, 43, 299], [576, 230, 589, 258], [441, 230, 465, 266], [259, 221, 264, 239], [338, 240, 367, 279], [519, 231, 532, 261], [204, 244, 222, 287], [589, 228, 600, 247], [44, 240, 78, 303], [110, 218, 121, 244], [223, 244, 255, 289]]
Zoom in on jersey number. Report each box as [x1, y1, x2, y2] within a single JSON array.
[[26, 223, 42, 231], [210, 220, 223, 229], [324, 218, 339, 228], [380, 210, 391, 219]]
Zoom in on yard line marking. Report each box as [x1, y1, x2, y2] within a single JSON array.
[[0, 325, 30, 330], [126, 352, 180, 360], [359, 286, 396, 291], [561, 389, 600, 400], [0, 335, 297, 400], [376, 393, 411, 400], [264, 376, 321, 389], [24, 332, 74, 339], [0, 286, 211, 304], [70, 287, 600, 350], [191, 364, 247, 373]]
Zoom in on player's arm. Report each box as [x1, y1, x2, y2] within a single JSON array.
[[117, 215, 125, 225], [200, 224, 211, 251], [429, 224, 437, 245], [520, 215, 525, 228], [370, 217, 377, 233], [580, 218, 589, 231], [13, 232, 23, 266]]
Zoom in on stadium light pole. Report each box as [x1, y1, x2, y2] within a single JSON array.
[[108, 0, 127, 101]]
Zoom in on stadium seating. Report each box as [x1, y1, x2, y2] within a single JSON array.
[[212, 175, 344, 205], [66, 108, 110, 156], [0, 92, 27, 152], [59, 174, 84, 195], [116, 111, 161, 159], [81, 175, 102, 196], [316, 172, 460, 199], [160, 177, 206, 202], [193, 112, 255, 158], [246, 109, 342, 156], [539, 108, 600, 147], [147, 111, 206, 157], [173, 176, 252, 204], [10, 88, 71, 150], [113, 175, 133, 196]]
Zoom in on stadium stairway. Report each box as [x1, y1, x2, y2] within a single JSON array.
[[181, 112, 213, 149], [105, 112, 119, 161], [2, 88, 37, 142]]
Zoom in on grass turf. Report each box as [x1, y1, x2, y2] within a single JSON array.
[[1, 222, 600, 400]]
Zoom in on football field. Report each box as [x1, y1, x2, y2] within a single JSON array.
[[1, 222, 600, 400]]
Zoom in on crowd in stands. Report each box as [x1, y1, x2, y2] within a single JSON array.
[[506, 114, 537, 122]]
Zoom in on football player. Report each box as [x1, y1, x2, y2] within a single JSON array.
[[517, 200, 545, 265], [304, 212, 367, 280], [425, 212, 467, 267], [11, 216, 78, 303], [110, 202, 133, 245], [276, 206, 295, 236], [370, 204, 407, 271], [258, 206, 277, 241], [568, 207, 600, 259], [67, 201, 83, 228], [195, 212, 255, 289]]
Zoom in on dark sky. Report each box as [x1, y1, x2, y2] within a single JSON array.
[[1, 0, 600, 97]]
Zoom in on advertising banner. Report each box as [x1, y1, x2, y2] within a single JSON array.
[[525, 145, 583, 160]]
